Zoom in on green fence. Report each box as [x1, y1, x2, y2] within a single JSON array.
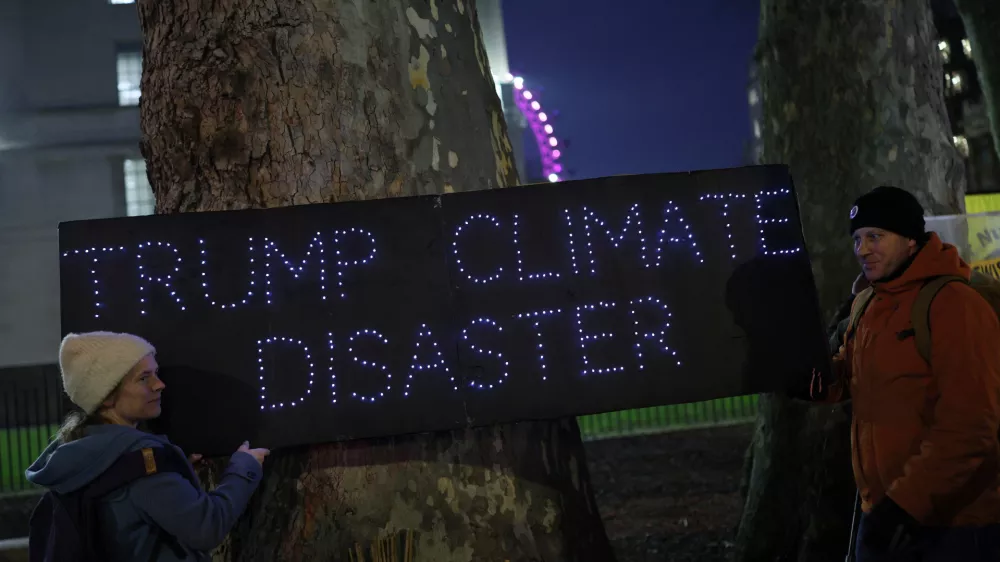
[[1, 424, 58, 494], [577, 395, 759, 440], [1, 396, 759, 494]]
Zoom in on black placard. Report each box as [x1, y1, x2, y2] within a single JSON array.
[[58, 165, 829, 455]]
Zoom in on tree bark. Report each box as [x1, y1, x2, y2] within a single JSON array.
[[736, 1, 965, 561], [954, 0, 1000, 163], [135, 1, 614, 560]]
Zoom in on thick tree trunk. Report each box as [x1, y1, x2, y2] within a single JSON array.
[[954, 0, 1000, 163], [736, 1, 965, 561], [135, 1, 614, 560]]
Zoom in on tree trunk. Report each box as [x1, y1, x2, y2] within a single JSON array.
[[135, 1, 614, 560], [954, 0, 1000, 163], [736, 1, 965, 561]]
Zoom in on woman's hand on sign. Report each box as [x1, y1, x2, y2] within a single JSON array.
[[237, 441, 271, 466]]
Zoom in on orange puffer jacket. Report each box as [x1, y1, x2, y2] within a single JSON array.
[[827, 233, 1000, 526]]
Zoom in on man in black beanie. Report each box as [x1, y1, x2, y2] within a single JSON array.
[[850, 185, 928, 283], [816, 185, 1000, 561]]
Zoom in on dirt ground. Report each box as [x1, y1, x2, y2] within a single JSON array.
[[584, 424, 754, 562]]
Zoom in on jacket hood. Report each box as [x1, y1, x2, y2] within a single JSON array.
[[876, 232, 970, 295], [25, 424, 170, 494]]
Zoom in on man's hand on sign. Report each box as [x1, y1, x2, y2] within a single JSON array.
[[809, 348, 851, 403], [785, 366, 818, 401], [809, 368, 824, 400]]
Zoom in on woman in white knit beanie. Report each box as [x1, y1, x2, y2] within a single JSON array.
[[56, 330, 166, 439], [26, 331, 269, 562]]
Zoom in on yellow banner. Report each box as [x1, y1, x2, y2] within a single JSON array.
[[966, 193, 1000, 215], [973, 256, 1000, 281], [964, 195, 1000, 264], [965, 214, 1000, 263], [872, 196, 1000, 274], [922, 196, 1000, 279]]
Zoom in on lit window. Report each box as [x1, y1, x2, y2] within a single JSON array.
[[950, 71, 965, 92], [938, 40, 951, 63], [963, 39, 972, 58], [116, 51, 142, 106], [124, 158, 154, 216], [753, 120, 762, 139], [748, 89, 759, 106], [954, 135, 970, 158], [109, 0, 135, 4], [945, 71, 966, 95]]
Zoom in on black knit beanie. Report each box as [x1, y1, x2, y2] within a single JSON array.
[[849, 186, 926, 241]]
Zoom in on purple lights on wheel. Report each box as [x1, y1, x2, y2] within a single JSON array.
[[509, 74, 564, 183]]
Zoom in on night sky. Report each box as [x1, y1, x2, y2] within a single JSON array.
[[503, 0, 761, 181]]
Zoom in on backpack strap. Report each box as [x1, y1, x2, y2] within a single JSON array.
[[82, 447, 190, 560], [844, 287, 876, 345], [84, 446, 189, 500], [910, 275, 968, 364]]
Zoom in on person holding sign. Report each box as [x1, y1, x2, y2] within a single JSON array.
[[25, 331, 269, 561], [815, 186, 1000, 561]]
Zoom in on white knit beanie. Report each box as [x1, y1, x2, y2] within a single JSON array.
[[59, 331, 156, 415]]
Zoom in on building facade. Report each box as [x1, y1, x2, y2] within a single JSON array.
[[0, 0, 543, 373], [933, 0, 999, 194], [747, 0, 1000, 197], [0, 0, 153, 373]]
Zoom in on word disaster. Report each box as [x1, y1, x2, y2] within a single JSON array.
[[59, 166, 829, 454]]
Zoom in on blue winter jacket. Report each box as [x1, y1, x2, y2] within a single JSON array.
[[25, 424, 262, 561]]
